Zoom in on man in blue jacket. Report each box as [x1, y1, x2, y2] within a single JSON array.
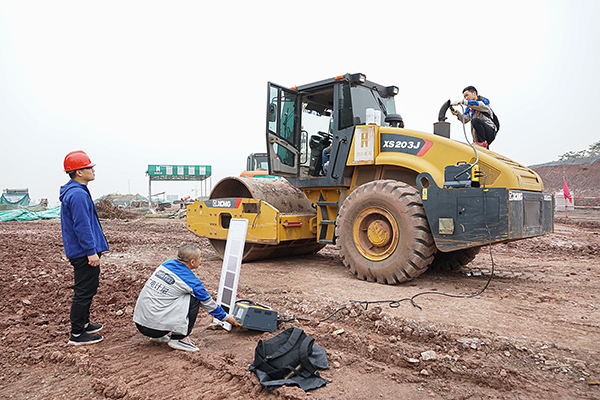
[[60, 150, 109, 345], [133, 244, 238, 352]]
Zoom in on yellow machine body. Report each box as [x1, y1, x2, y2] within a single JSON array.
[[186, 177, 324, 261], [186, 198, 317, 245], [186, 73, 553, 283], [346, 125, 543, 192]]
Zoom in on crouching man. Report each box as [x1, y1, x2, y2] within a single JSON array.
[[133, 243, 237, 351]]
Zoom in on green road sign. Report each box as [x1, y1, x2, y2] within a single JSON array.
[[146, 165, 211, 181]]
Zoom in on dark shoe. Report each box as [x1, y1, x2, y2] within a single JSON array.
[[68, 331, 103, 346], [85, 323, 102, 334]]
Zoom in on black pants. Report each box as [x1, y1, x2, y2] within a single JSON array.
[[69, 255, 101, 335], [136, 296, 201, 340], [472, 118, 496, 146]]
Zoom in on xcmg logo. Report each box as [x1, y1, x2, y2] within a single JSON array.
[[213, 200, 232, 207], [205, 198, 242, 208]]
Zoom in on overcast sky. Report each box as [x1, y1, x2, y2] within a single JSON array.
[[1, 0, 598, 205]]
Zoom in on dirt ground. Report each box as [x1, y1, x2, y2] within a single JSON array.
[[1, 211, 600, 400]]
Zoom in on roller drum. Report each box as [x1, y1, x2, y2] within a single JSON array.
[[207, 177, 324, 261]]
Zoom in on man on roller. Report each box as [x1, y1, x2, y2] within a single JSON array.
[[451, 86, 499, 149]]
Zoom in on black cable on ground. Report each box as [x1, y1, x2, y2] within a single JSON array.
[[316, 245, 495, 320], [318, 306, 349, 322], [296, 242, 495, 323], [349, 247, 495, 312], [319, 173, 496, 319], [278, 316, 311, 323]]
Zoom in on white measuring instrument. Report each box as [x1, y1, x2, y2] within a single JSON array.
[[214, 218, 248, 331]]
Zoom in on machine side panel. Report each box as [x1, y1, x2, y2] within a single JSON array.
[[508, 191, 555, 239], [186, 198, 318, 245], [345, 125, 544, 192], [418, 173, 553, 252], [186, 199, 279, 245], [421, 185, 510, 252]]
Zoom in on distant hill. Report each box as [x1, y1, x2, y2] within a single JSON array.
[[530, 155, 600, 197]]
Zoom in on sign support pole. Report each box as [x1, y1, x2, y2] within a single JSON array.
[[148, 178, 152, 211]]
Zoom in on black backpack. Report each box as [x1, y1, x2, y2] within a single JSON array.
[[249, 327, 329, 391], [481, 108, 500, 131]]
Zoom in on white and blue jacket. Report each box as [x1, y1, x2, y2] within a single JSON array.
[[133, 259, 228, 335]]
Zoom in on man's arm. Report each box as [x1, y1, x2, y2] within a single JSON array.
[[69, 190, 99, 258], [176, 267, 230, 321], [465, 98, 492, 114], [451, 108, 471, 123]]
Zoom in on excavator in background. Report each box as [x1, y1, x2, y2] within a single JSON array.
[[240, 153, 269, 178], [187, 73, 554, 284]]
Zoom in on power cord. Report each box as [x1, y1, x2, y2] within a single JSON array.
[[317, 239, 495, 322], [452, 103, 481, 181]]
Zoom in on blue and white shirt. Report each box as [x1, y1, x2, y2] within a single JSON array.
[[133, 259, 227, 335]]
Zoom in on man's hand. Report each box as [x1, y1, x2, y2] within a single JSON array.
[[88, 253, 100, 267], [226, 315, 239, 327], [450, 108, 460, 116], [451, 99, 464, 106]]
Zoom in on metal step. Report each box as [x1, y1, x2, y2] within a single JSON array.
[[316, 201, 338, 206], [318, 239, 336, 245]]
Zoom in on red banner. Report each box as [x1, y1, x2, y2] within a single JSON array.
[[563, 178, 573, 204]]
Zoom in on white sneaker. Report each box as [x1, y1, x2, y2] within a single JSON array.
[[168, 336, 199, 352], [149, 335, 170, 343]]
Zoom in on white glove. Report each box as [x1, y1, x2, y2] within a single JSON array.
[[451, 99, 464, 106]]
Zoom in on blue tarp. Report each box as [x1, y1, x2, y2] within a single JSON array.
[[0, 206, 61, 222]]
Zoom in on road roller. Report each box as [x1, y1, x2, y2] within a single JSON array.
[[186, 73, 554, 284]]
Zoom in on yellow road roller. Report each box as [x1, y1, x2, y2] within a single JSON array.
[[187, 73, 553, 283]]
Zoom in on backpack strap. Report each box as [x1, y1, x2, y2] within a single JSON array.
[[296, 335, 318, 377], [479, 109, 499, 132], [265, 328, 303, 361], [250, 328, 303, 372]]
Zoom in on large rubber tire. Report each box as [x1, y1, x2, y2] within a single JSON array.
[[335, 180, 436, 284], [427, 247, 481, 271]]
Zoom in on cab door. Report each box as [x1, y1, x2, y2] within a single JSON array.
[[266, 83, 301, 177]]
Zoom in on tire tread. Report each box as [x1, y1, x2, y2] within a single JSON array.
[[335, 180, 436, 284]]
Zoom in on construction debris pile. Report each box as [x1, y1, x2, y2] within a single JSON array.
[[95, 199, 141, 220]]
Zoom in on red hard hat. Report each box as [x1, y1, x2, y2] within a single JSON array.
[[64, 150, 96, 172]]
